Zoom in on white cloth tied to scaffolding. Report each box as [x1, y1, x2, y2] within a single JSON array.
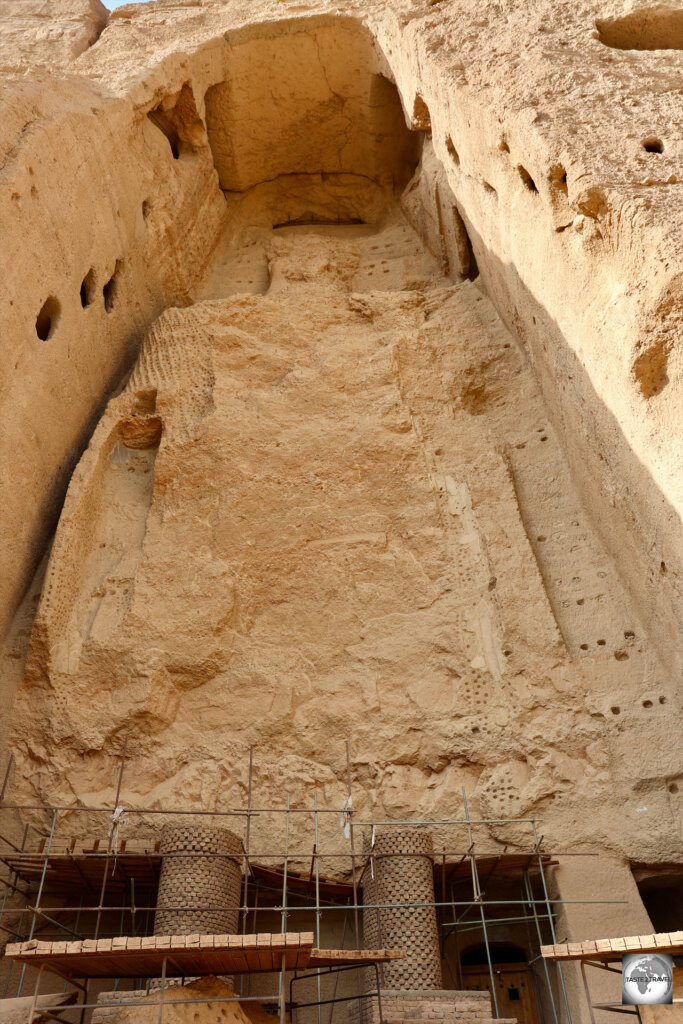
[[370, 823, 376, 879], [340, 795, 352, 839], [109, 805, 126, 873]]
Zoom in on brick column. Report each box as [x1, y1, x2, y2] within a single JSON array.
[[362, 828, 442, 989], [154, 824, 242, 935]]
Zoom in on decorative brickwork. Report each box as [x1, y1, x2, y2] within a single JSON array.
[[362, 829, 442, 990], [154, 824, 242, 936]]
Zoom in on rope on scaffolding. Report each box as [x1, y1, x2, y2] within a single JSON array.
[[370, 823, 376, 880], [339, 796, 352, 840]]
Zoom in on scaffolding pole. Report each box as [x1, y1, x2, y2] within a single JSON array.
[[0, 741, 628, 1024], [533, 821, 572, 1024]]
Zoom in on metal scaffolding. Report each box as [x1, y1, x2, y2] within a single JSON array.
[[0, 741, 627, 1024]]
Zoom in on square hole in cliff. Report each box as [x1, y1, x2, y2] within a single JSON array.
[[632, 865, 683, 934]]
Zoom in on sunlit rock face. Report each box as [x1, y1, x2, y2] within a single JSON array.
[[0, 0, 108, 67], [0, 0, 681, 934]]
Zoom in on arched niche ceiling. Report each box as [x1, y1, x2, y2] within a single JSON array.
[[205, 20, 421, 198]]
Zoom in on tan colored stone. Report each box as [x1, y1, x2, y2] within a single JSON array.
[[0, 4, 680, 1007], [0, 0, 107, 69]]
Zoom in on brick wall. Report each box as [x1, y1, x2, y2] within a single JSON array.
[[362, 829, 442, 990], [154, 825, 242, 936], [92, 988, 156, 1024], [348, 989, 516, 1024]]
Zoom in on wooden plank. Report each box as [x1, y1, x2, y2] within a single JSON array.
[[256, 933, 272, 971], [228, 946, 250, 974], [543, 932, 683, 962], [3, 849, 350, 898], [207, 952, 232, 975], [5, 932, 406, 981]]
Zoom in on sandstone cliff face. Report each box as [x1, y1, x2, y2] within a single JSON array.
[[0, 0, 107, 69], [0, 0, 681, 895], [11, 208, 681, 867], [0, 0, 680, 678]]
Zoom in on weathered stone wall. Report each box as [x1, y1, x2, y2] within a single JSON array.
[[0, 3, 680, 1000], [0, 54, 229, 650], [0, 1, 681, 677], [0, 0, 108, 67], [9, 215, 679, 868]]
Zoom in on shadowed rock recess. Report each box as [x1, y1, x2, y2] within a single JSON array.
[[0, 0, 681, 995]]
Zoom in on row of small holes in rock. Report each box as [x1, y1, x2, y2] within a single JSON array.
[[34, 198, 153, 342], [35, 260, 125, 342], [510, 140, 661, 197], [579, 629, 636, 653], [611, 696, 667, 714], [516, 427, 550, 451]]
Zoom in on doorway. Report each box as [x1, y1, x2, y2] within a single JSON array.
[[460, 944, 540, 1024]]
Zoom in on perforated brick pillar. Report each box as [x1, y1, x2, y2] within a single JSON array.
[[362, 828, 442, 990], [154, 824, 242, 936]]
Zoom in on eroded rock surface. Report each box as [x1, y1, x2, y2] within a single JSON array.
[[0, 0, 107, 68], [12, 210, 680, 864], [0, 0, 681, 953], [0, 0, 680, 683]]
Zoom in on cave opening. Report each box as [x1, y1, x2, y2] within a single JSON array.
[[147, 84, 206, 162]]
